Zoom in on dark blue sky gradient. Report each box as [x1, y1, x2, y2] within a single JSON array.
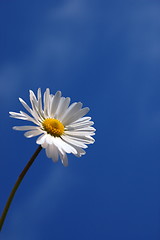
[[1, 0, 160, 239]]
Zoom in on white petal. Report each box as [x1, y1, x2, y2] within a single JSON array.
[[60, 102, 76, 121], [29, 92, 42, 121], [19, 98, 32, 115], [44, 142, 59, 162], [48, 144, 59, 162], [67, 126, 95, 131], [20, 111, 40, 125], [24, 129, 42, 138], [68, 121, 94, 130], [61, 102, 82, 125], [9, 112, 28, 120], [36, 134, 47, 144], [41, 140, 48, 148], [9, 111, 26, 117], [73, 146, 86, 157], [73, 117, 91, 124], [61, 135, 88, 148], [30, 89, 37, 99], [29, 90, 38, 106], [45, 134, 54, 144], [37, 88, 41, 99], [37, 88, 44, 118], [56, 97, 71, 121], [9, 111, 20, 116], [65, 130, 95, 137], [63, 134, 94, 144], [64, 134, 95, 144], [50, 91, 61, 117], [52, 137, 77, 155], [79, 126, 96, 131], [64, 107, 89, 126], [59, 151, 68, 167], [44, 88, 50, 116], [54, 97, 65, 118], [13, 126, 39, 131], [46, 144, 53, 158], [45, 145, 50, 158], [51, 146, 59, 162]]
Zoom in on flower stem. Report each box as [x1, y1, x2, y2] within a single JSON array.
[[0, 145, 42, 231]]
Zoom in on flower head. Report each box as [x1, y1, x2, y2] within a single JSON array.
[[9, 89, 95, 166]]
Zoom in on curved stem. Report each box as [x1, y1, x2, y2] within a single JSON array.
[[0, 145, 42, 231]]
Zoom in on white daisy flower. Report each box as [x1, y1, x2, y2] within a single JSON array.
[[9, 88, 95, 166]]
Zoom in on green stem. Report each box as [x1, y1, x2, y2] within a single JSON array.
[[0, 145, 42, 231]]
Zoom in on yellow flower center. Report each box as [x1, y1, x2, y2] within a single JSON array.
[[42, 118, 64, 137]]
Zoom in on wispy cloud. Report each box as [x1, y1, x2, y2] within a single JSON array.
[[48, 0, 89, 20], [2, 165, 76, 240], [0, 64, 22, 102], [128, 3, 160, 62], [0, 0, 95, 101]]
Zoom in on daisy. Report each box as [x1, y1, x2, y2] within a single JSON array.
[[9, 88, 95, 166]]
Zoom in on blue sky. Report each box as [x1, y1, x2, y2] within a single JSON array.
[[1, 0, 160, 239]]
